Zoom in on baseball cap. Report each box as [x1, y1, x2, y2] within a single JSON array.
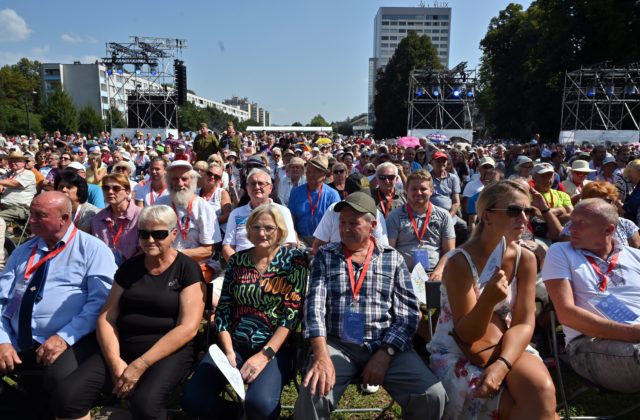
[[334, 191, 377, 217], [66, 161, 86, 171], [602, 155, 616, 166], [246, 155, 265, 168], [532, 162, 555, 176], [514, 156, 534, 169], [167, 160, 193, 171], [478, 156, 496, 168], [432, 151, 448, 160]]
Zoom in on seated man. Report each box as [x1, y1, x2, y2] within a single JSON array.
[[0, 192, 117, 417], [0, 150, 37, 226], [531, 162, 572, 224], [293, 193, 446, 420], [542, 198, 640, 392]]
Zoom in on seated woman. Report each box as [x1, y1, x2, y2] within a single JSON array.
[[54, 170, 100, 233], [91, 173, 141, 266], [53, 205, 205, 420], [427, 180, 557, 419], [182, 204, 309, 420], [559, 181, 640, 247]]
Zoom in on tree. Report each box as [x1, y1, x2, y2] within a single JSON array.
[[177, 101, 209, 132], [236, 119, 259, 132], [309, 114, 329, 127], [291, 121, 303, 127], [374, 31, 443, 138], [105, 107, 126, 130], [41, 89, 77, 134], [78, 105, 105, 136]]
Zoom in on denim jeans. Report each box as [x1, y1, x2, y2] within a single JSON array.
[[181, 344, 295, 420], [567, 336, 640, 393]]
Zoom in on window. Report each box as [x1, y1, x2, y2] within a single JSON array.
[[432, 36, 440, 41], [433, 22, 440, 26], [382, 21, 389, 26], [99, 70, 106, 78], [382, 36, 389, 40], [390, 21, 398, 26], [399, 21, 406, 25], [399, 29, 406, 33], [390, 36, 398, 40], [381, 43, 389, 48], [101, 96, 108, 104], [100, 83, 107, 92]]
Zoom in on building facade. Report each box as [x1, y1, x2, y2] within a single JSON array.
[[368, 6, 452, 125], [223, 96, 271, 126]]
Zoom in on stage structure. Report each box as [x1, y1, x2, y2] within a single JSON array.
[[559, 62, 640, 144], [101, 36, 187, 130], [407, 62, 476, 139]]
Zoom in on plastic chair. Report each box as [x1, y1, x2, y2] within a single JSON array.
[[548, 306, 640, 419]]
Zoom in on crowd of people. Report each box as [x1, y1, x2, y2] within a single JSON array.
[[1, 123, 640, 419]]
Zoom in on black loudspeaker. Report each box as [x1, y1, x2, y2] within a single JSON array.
[[174, 59, 187, 106]]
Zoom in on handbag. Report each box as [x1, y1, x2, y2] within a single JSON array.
[[450, 312, 507, 367]]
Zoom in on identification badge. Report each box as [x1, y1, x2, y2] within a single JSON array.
[[3, 281, 28, 319], [590, 294, 639, 324], [412, 244, 430, 271], [341, 309, 365, 345]]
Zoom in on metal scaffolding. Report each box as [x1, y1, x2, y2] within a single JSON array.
[[407, 62, 477, 132], [101, 36, 187, 129], [560, 62, 640, 131]]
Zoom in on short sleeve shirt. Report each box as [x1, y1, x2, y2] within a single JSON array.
[[0, 169, 36, 207], [541, 189, 572, 209], [430, 172, 461, 211], [135, 183, 169, 207], [222, 201, 297, 251], [155, 195, 221, 249], [386, 204, 455, 271]]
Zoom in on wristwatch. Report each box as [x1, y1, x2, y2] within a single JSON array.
[[381, 344, 397, 357], [262, 345, 276, 360]]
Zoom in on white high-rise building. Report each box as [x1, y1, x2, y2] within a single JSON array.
[[368, 6, 452, 125]]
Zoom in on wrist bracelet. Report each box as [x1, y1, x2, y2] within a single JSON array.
[[139, 356, 150, 367], [541, 207, 551, 214], [497, 356, 512, 370]]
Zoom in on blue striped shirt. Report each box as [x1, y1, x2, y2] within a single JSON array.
[[303, 240, 419, 352]]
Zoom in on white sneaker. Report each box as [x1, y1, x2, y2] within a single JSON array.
[[360, 384, 380, 394]]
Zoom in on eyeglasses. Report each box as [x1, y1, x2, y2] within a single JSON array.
[[206, 172, 222, 180], [488, 205, 537, 218], [138, 229, 170, 240], [378, 174, 396, 181], [61, 157, 71, 161], [248, 181, 271, 189], [101, 184, 125, 193], [366, 170, 376, 175], [249, 225, 277, 234], [333, 169, 345, 174]]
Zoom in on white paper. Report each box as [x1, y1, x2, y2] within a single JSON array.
[[208, 344, 246, 401], [410, 262, 429, 304], [478, 236, 506, 286]]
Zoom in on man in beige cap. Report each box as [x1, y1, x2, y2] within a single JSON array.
[[287, 154, 341, 246], [276, 156, 307, 206], [0, 150, 37, 225], [561, 160, 595, 204]]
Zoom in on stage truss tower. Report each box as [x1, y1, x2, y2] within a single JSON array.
[[561, 62, 640, 131], [101, 36, 187, 129], [407, 62, 477, 132]]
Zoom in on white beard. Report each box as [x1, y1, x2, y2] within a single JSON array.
[[171, 187, 194, 207]]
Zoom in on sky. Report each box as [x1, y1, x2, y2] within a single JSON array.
[[0, 0, 532, 125]]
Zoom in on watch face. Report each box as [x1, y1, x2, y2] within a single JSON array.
[[386, 346, 396, 356]]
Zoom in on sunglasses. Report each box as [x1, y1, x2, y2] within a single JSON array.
[[489, 205, 537, 218], [206, 172, 222, 180], [378, 175, 396, 181], [61, 157, 71, 161], [138, 229, 170, 240], [101, 184, 125, 193], [333, 169, 345, 174]]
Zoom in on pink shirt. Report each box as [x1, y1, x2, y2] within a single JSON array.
[[91, 200, 141, 263]]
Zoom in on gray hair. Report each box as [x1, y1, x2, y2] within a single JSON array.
[[165, 169, 200, 190], [138, 204, 177, 230], [247, 168, 272, 183], [376, 161, 399, 176], [574, 198, 619, 227]]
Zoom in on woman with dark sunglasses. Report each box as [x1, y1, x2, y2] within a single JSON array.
[[91, 173, 141, 266], [427, 180, 557, 419], [53, 205, 205, 420], [200, 162, 232, 233]]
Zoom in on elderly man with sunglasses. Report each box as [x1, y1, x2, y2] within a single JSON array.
[[370, 162, 407, 219], [222, 169, 298, 262]]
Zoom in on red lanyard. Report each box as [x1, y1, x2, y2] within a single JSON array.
[[173, 196, 195, 240], [149, 186, 165, 205], [407, 203, 433, 242], [107, 218, 126, 248], [307, 185, 323, 218], [377, 189, 394, 217], [73, 204, 83, 226], [8, 169, 24, 180], [24, 226, 78, 281], [586, 252, 620, 292], [344, 239, 375, 302], [543, 191, 555, 208]]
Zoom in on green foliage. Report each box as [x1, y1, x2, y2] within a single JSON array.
[[374, 31, 443, 138], [177, 101, 209, 132], [41, 88, 77, 134], [105, 107, 126, 130], [236, 119, 259, 132], [308, 114, 329, 127], [78, 105, 105, 137], [478, 0, 640, 138], [291, 121, 303, 127]]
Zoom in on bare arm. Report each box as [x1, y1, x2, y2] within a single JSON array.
[[221, 244, 235, 262], [310, 238, 327, 257], [180, 244, 214, 261], [0, 179, 22, 189], [430, 238, 455, 281], [217, 189, 232, 224], [450, 193, 461, 217], [545, 278, 640, 342]]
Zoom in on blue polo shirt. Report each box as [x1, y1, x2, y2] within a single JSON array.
[[288, 183, 340, 237]]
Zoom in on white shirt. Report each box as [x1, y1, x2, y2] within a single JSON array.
[[0, 169, 36, 207], [541, 241, 640, 344], [313, 202, 389, 246], [155, 195, 221, 249], [134, 183, 169, 207], [222, 201, 297, 252], [277, 175, 306, 206], [462, 174, 484, 198]]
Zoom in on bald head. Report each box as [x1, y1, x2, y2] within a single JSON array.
[[33, 191, 73, 217]]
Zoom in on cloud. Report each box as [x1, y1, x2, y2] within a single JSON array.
[[0, 9, 31, 42], [61, 33, 99, 44]]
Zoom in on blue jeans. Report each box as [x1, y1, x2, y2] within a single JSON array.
[[567, 336, 640, 393], [181, 345, 295, 420]]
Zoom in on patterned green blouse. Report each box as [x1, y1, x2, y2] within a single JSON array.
[[215, 246, 309, 351]]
